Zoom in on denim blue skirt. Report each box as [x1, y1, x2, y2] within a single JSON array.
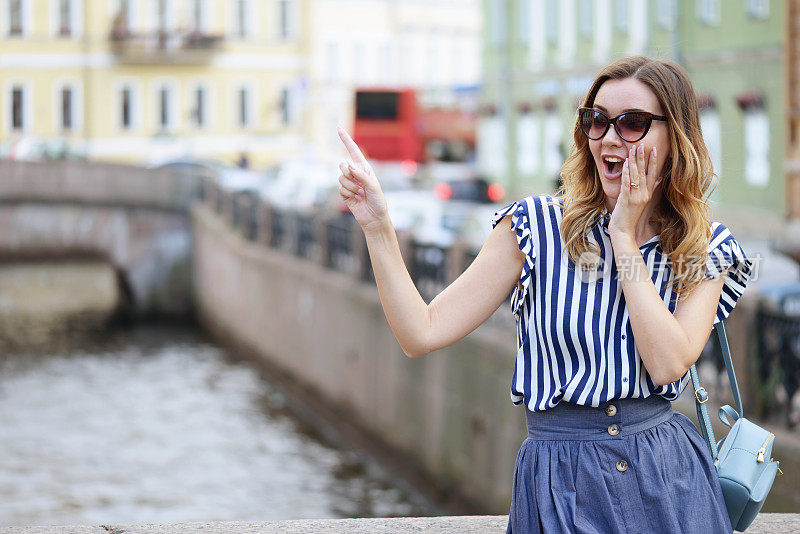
[[506, 396, 733, 533]]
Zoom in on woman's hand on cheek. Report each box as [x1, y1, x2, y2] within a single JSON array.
[[608, 143, 662, 240]]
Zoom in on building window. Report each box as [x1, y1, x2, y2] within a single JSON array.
[[9, 0, 23, 36], [744, 109, 769, 187], [544, 108, 564, 179], [11, 86, 24, 130], [238, 87, 249, 127], [58, 0, 71, 36], [699, 106, 721, 184], [628, 0, 647, 54], [746, 0, 768, 19], [192, 0, 203, 30], [234, 0, 248, 38], [698, 0, 721, 26], [280, 88, 290, 125], [545, 0, 558, 45], [528, 0, 546, 69], [326, 41, 339, 83], [157, 0, 168, 32], [615, 0, 629, 33], [111, 0, 132, 37], [578, 0, 593, 39], [278, 0, 295, 40], [60, 86, 73, 131], [477, 107, 507, 178], [594, 0, 611, 62], [159, 86, 171, 130], [121, 86, 132, 130], [559, 0, 576, 65], [517, 108, 541, 176], [117, 0, 132, 32], [489, 0, 506, 46], [656, 0, 677, 30], [193, 86, 205, 128], [517, 0, 530, 44]]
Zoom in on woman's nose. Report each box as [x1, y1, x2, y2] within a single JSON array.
[[601, 125, 625, 147]]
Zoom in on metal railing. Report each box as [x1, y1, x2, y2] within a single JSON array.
[[756, 308, 800, 426], [205, 180, 499, 325], [411, 243, 448, 303]]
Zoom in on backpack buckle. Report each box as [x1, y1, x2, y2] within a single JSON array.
[[695, 387, 709, 404]]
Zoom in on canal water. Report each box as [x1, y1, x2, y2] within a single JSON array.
[[0, 325, 437, 527]]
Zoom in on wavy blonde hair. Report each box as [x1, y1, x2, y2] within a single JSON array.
[[556, 56, 716, 301]]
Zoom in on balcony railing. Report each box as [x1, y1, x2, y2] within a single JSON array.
[[109, 29, 224, 65]]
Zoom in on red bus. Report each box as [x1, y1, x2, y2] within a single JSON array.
[[353, 88, 422, 162], [352, 88, 475, 163]]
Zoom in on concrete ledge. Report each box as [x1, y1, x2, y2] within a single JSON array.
[[1, 514, 798, 533]]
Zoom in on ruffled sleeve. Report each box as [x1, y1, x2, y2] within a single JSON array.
[[491, 198, 536, 321], [704, 222, 756, 325]]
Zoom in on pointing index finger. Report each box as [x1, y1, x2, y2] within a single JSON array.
[[337, 127, 369, 167]]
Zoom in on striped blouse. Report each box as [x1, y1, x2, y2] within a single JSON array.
[[491, 194, 755, 412]]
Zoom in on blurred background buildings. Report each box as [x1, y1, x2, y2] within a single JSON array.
[[482, 0, 788, 225], [0, 0, 481, 169], [1, 0, 309, 167], [3, 0, 798, 227]]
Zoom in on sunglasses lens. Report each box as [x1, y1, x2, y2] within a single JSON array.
[[618, 112, 650, 141], [580, 109, 608, 139]]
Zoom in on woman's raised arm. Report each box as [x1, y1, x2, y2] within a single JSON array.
[[336, 127, 525, 358]]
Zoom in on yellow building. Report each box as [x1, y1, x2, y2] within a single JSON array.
[[0, 0, 310, 168]]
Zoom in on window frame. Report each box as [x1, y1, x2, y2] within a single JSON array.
[[8, 0, 24, 36], [697, 0, 721, 27]]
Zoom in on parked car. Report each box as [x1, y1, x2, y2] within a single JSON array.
[[150, 158, 272, 195], [1, 137, 87, 161], [433, 177, 505, 204], [261, 159, 341, 211], [454, 202, 507, 251], [384, 189, 452, 246], [383, 189, 504, 249]]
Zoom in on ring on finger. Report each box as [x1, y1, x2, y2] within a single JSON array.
[[631, 181, 639, 188]]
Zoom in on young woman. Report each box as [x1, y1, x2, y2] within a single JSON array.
[[335, 56, 751, 533]]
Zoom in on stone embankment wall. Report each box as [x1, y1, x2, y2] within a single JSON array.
[[192, 203, 524, 513], [0, 261, 119, 348]]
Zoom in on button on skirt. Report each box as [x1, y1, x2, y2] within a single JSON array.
[[506, 396, 733, 533]]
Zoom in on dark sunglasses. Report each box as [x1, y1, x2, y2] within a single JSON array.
[[577, 107, 668, 143]]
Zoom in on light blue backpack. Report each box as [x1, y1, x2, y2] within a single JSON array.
[[690, 321, 782, 532]]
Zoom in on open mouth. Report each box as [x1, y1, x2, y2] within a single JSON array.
[[603, 156, 624, 178]]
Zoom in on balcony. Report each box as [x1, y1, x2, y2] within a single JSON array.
[[109, 29, 224, 65]]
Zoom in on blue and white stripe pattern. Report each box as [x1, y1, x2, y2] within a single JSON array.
[[491, 194, 754, 413]]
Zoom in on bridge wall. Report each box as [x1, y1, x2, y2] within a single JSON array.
[[0, 160, 199, 209], [0, 202, 192, 316], [0, 160, 197, 316]]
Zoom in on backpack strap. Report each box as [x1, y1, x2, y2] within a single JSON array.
[[691, 320, 744, 459]]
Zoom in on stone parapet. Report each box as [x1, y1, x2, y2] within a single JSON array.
[[1, 515, 798, 533]]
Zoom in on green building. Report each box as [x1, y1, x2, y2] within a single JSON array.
[[480, 0, 784, 227]]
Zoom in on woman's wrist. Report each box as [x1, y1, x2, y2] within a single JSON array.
[[362, 216, 394, 240], [608, 229, 637, 248]]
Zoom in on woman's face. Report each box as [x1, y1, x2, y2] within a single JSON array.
[[587, 77, 671, 212]]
